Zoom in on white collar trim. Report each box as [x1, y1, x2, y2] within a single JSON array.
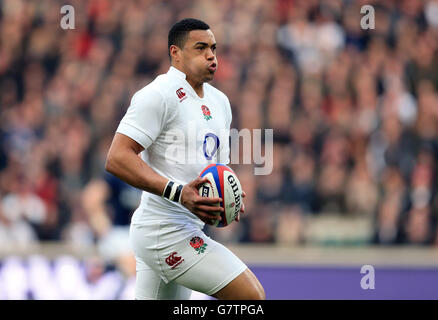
[[168, 66, 187, 79]]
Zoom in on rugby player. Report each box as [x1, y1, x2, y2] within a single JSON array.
[[106, 18, 265, 300]]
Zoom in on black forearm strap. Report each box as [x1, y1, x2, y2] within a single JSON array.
[[162, 180, 183, 203]]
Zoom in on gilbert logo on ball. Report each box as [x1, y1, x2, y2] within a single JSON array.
[[198, 163, 243, 227]]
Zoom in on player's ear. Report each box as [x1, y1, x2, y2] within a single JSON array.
[[169, 45, 182, 63]]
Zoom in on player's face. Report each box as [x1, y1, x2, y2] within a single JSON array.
[[180, 29, 217, 83]]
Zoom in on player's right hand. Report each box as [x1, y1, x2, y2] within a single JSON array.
[[180, 177, 223, 225]]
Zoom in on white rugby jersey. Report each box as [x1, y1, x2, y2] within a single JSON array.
[[116, 66, 232, 228]]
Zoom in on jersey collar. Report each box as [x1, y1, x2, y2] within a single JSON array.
[[168, 66, 187, 79], [168, 66, 206, 100]]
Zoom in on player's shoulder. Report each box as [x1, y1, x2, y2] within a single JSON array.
[[130, 79, 164, 105], [205, 83, 230, 105], [132, 72, 180, 102]]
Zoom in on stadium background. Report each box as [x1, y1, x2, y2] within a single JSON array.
[[1, 0, 438, 299]]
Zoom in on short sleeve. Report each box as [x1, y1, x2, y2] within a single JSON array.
[[116, 87, 166, 149]]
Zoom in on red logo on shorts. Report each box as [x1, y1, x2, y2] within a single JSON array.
[[189, 236, 208, 254], [165, 252, 184, 269]]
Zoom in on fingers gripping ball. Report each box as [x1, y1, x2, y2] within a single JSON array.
[[198, 164, 243, 227]]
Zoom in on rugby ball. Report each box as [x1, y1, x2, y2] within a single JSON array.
[[198, 164, 243, 228]]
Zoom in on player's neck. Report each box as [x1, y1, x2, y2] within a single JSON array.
[[171, 64, 204, 98], [186, 77, 204, 98]]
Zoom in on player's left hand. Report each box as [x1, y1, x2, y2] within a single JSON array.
[[235, 190, 246, 222]]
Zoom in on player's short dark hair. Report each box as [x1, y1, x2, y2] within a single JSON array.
[[168, 18, 210, 57]]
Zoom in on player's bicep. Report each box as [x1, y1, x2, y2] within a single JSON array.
[[111, 132, 146, 155], [106, 132, 146, 173]]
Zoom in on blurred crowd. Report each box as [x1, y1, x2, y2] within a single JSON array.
[[1, 0, 438, 256], [0, 254, 136, 299], [0, 253, 211, 299]]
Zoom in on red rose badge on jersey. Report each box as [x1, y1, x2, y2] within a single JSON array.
[[201, 105, 212, 121], [189, 236, 208, 254]]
